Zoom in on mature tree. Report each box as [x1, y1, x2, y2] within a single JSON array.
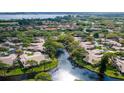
[[99, 54, 109, 80], [27, 60, 38, 66], [0, 61, 9, 77], [15, 49, 24, 68], [86, 36, 94, 42], [44, 37, 64, 57], [26, 60, 38, 72], [106, 32, 119, 40], [93, 32, 99, 38], [0, 47, 8, 52], [71, 47, 87, 60], [17, 32, 33, 47]]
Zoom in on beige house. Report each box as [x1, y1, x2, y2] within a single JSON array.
[[85, 49, 103, 64], [27, 37, 45, 51], [0, 54, 17, 65], [20, 51, 48, 67], [114, 57, 124, 73], [80, 42, 95, 50]]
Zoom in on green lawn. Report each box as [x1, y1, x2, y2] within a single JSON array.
[[75, 60, 124, 80], [0, 59, 58, 76]]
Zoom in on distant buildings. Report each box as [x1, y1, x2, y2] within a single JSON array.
[[0, 20, 79, 31]]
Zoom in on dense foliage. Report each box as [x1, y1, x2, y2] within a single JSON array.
[[34, 72, 52, 81]]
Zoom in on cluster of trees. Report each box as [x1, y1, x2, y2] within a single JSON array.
[[58, 33, 87, 61], [17, 15, 75, 26], [44, 37, 64, 57], [18, 19, 43, 26], [0, 47, 8, 52], [16, 31, 33, 47], [106, 32, 119, 40]]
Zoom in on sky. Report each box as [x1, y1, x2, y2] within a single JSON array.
[[0, 0, 124, 12]]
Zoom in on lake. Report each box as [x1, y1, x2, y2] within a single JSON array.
[[0, 14, 66, 20]]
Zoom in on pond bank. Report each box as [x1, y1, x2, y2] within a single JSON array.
[[0, 59, 58, 81]]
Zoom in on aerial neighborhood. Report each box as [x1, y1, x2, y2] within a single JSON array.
[[0, 13, 124, 81]]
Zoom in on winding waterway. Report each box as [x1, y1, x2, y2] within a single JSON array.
[[51, 49, 119, 81]]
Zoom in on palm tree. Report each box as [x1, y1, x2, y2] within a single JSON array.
[[99, 54, 109, 80], [15, 49, 24, 68]]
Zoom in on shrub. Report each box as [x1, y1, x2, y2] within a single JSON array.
[[34, 72, 52, 81]]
